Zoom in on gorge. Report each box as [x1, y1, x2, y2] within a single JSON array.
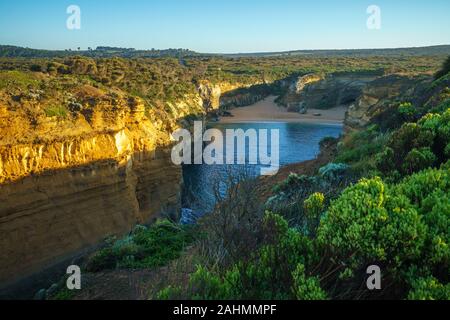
[[0, 53, 446, 297]]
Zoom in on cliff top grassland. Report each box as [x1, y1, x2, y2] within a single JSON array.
[[0, 53, 445, 119], [0, 54, 444, 148]]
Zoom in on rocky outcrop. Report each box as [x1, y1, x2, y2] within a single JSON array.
[[345, 74, 430, 130], [0, 87, 206, 287], [293, 74, 323, 94], [279, 73, 377, 112], [0, 73, 270, 288], [197, 80, 265, 111]]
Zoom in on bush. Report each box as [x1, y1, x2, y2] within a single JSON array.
[[292, 264, 327, 300], [335, 125, 389, 175], [160, 213, 319, 300], [86, 220, 196, 272], [304, 193, 325, 236], [395, 169, 450, 267], [160, 168, 449, 300], [317, 169, 449, 296], [266, 174, 324, 227], [318, 163, 350, 181], [408, 277, 450, 300], [375, 147, 395, 173], [398, 102, 416, 119], [403, 147, 437, 174], [376, 109, 450, 177], [44, 105, 68, 118], [317, 177, 427, 273]]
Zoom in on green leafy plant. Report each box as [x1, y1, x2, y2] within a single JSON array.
[[44, 105, 68, 118], [86, 220, 197, 272]]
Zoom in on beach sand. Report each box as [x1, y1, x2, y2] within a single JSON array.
[[218, 95, 347, 124]]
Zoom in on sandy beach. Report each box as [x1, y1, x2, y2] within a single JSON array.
[[218, 95, 347, 124]]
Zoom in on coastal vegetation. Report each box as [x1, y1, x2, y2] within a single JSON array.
[[1, 49, 449, 300], [155, 56, 450, 300]]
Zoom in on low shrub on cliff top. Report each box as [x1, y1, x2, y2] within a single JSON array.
[[376, 108, 450, 178], [160, 167, 449, 300], [317, 169, 449, 297], [44, 104, 69, 118], [159, 212, 324, 300], [86, 220, 197, 272], [335, 124, 390, 176], [0, 70, 39, 90]]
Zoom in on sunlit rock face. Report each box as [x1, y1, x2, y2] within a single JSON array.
[[345, 75, 429, 130], [197, 80, 265, 111], [0, 73, 269, 287], [277, 73, 377, 112], [0, 92, 187, 287]]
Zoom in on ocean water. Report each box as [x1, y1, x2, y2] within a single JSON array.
[[181, 122, 343, 219]]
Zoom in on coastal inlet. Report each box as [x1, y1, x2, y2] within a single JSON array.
[[181, 121, 343, 222]]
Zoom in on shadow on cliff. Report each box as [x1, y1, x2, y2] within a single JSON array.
[[0, 147, 182, 299], [217, 82, 286, 112]]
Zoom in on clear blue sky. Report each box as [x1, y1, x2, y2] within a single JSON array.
[[0, 0, 449, 53]]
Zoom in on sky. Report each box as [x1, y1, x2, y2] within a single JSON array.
[[0, 0, 449, 53]]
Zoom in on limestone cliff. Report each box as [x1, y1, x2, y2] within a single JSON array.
[[0, 70, 267, 288], [0, 90, 190, 287], [197, 80, 265, 111], [345, 74, 431, 130], [279, 73, 377, 112]]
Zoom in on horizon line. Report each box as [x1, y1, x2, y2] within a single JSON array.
[[2, 43, 450, 56]]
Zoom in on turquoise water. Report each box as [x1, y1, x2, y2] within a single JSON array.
[[182, 122, 343, 217]]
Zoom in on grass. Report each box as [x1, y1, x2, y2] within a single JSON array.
[[51, 287, 76, 301], [85, 220, 198, 272], [44, 105, 68, 118], [0, 70, 39, 90], [335, 125, 390, 174]]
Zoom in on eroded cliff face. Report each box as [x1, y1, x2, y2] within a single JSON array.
[[0, 83, 208, 287], [197, 80, 265, 110], [279, 73, 377, 112], [0, 71, 268, 287], [345, 74, 431, 130]]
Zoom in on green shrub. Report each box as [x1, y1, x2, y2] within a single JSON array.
[[335, 125, 389, 174], [292, 264, 327, 300], [44, 105, 68, 118], [375, 147, 395, 173], [86, 220, 197, 272], [403, 147, 437, 174], [316, 169, 449, 295], [317, 177, 427, 272], [304, 193, 325, 236], [161, 213, 319, 300], [237, 212, 317, 299], [267, 174, 325, 227], [51, 287, 76, 301], [395, 169, 450, 267], [318, 163, 350, 181], [398, 102, 416, 119], [0, 70, 39, 89], [376, 109, 450, 177], [408, 277, 450, 300]]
